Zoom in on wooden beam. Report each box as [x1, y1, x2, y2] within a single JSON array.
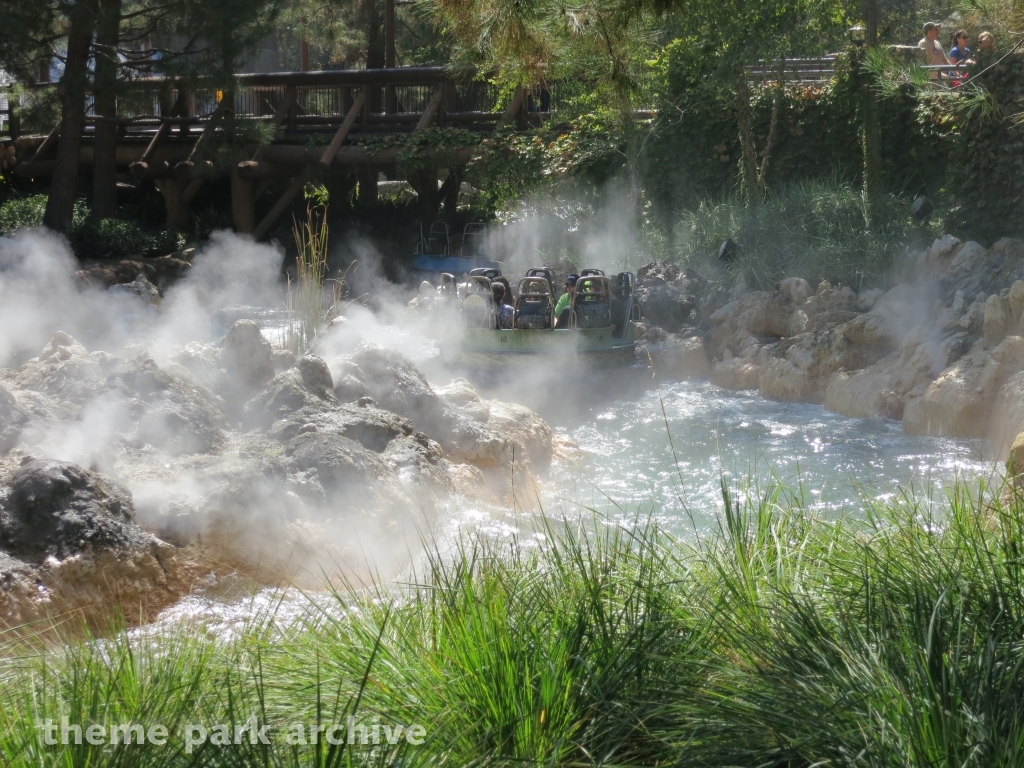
[[133, 89, 187, 172], [181, 177, 204, 206], [30, 122, 62, 163], [319, 91, 365, 167], [415, 85, 445, 132], [496, 88, 525, 131], [252, 89, 298, 162], [252, 165, 313, 240], [237, 160, 302, 180]]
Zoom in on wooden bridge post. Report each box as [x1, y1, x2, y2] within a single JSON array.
[[232, 167, 256, 234], [154, 178, 190, 231]]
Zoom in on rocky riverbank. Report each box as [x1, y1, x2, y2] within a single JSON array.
[[0, 319, 552, 629], [638, 235, 1024, 475]]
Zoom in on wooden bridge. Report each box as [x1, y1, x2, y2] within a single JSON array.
[[3, 67, 563, 238]]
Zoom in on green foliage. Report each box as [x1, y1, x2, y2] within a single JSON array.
[[946, 53, 1024, 241], [675, 178, 925, 289], [0, 194, 186, 259], [643, 43, 959, 217], [6, 479, 1024, 765]]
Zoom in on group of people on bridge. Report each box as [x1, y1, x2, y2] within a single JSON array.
[[919, 22, 996, 83]]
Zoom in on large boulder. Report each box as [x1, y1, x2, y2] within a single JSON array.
[[100, 357, 228, 455], [711, 357, 761, 391], [244, 355, 337, 430], [842, 282, 941, 353], [758, 327, 878, 404], [268, 403, 414, 451], [350, 345, 513, 467], [989, 371, 1024, 462], [0, 459, 181, 627], [633, 262, 704, 331], [903, 336, 1024, 437], [709, 291, 807, 358], [435, 378, 554, 472], [219, 320, 276, 401], [284, 432, 395, 499]]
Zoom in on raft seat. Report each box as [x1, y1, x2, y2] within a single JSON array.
[[514, 276, 554, 330]]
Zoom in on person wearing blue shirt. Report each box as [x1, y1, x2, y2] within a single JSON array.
[[949, 30, 973, 66]]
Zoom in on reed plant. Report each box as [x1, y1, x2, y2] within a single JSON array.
[[4, 479, 1024, 766], [285, 205, 332, 357]]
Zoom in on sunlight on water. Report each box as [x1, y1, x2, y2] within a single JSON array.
[[544, 380, 995, 534]]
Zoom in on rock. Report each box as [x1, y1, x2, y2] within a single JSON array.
[[0, 384, 31, 453], [349, 345, 513, 467], [100, 357, 228, 455], [903, 336, 1024, 437], [989, 372, 1024, 462], [244, 357, 338, 430], [75, 254, 191, 292], [759, 328, 879, 404], [929, 234, 962, 261], [824, 368, 904, 420], [269, 404, 413, 451], [804, 286, 857, 317], [219, 321, 275, 397], [284, 432, 394, 496], [296, 355, 334, 398], [842, 283, 939, 352], [807, 310, 860, 333], [780, 277, 812, 305], [633, 262, 702, 331], [436, 378, 553, 472], [8, 332, 112, 407], [1, 459, 139, 560], [939, 240, 1021, 302], [106, 274, 162, 307], [273, 349, 297, 374], [435, 378, 492, 423], [383, 433, 455, 495], [1010, 281, 1024, 326], [487, 401, 554, 473], [0, 459, 182, 628], [1010, 429, 1024, 482], [329, 359, 371, 403], [856, 288, 885, 312], [709, 292, 807, 357], [983, 295, 1009, 348], [956, 300, 985, 335], [823, 329, 944, 421], [643, 336, 711, 380], [711, 358, 761, 390]]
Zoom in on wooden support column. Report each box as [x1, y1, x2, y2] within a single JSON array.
[[320, 91, 365, 167], [415, 85, 444, 131], [252, 166, 313, 240], [154, 179, 190, 231], [232, 167, 256, 234], [496, 88, 526, 131]]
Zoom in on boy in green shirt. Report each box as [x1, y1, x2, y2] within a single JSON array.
[[554, 274, 578, 328]]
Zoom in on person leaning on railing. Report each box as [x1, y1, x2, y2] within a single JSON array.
[[919, 21, 950, 80]]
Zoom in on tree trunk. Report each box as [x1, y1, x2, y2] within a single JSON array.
[[758, 58, 786, 189], [862, 0, 883, 227], [735, 72, 760, 206], [44, 1, 97, 233], [92, 0, 122, 219]]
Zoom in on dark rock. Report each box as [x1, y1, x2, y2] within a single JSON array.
[[284, 432, 393, 493], [634, 261, 705, 332], [8, 332, 112, 407], [75, 254, 192, 292], [807, 309, 860, 333], [296, 355, 334, 398], [220, 321, 275, 398], [0, 460, 148, 562], [268, 404, 413, 451]]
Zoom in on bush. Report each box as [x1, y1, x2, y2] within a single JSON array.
[[675, 177, 933, 289], [0, 194, 186, 260]]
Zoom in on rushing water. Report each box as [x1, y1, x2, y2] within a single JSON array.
[[535, 378, 994, 534]]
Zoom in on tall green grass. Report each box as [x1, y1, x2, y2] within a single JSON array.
[[3, 478, 1024, 766], [675, 178, 931, 290]]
